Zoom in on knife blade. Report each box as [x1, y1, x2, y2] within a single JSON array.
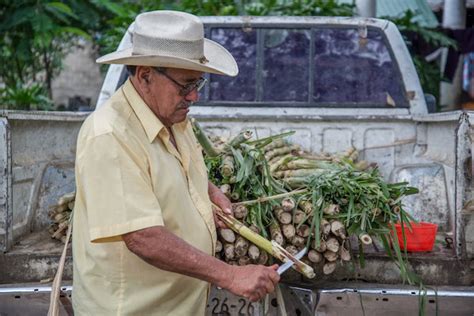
[[277, 247, 307, 275]]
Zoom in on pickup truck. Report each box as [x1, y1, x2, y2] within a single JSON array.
[[0, 16, 473, 315]]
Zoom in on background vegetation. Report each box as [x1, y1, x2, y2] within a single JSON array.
[[0, 0, 454, 110]]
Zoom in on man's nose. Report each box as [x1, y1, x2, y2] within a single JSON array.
[[184, 88, 199, 102]]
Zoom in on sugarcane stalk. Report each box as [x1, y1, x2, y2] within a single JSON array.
[[270, 220, 284, 245], [265, 145, 300, 161], [307, 249, 323, 263], [281, 197, 296, 212], [323, 262, 337, 275], [214, 205, 315, 278], [248, 245, 261, 261], [279, 159, 334, 171], [225, 130, 253, 150], [274, 207, 292, 224], [274, 168, 324, 179], [190, 118, 220, 157], [262, 139, 286, 153], [220, 155, 234, 177], [232, 189, 308, 207], [359, 233, 373, 245], [233, 204, 248, 220]]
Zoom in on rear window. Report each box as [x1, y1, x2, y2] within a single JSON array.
[[202, 25, 408, 108]]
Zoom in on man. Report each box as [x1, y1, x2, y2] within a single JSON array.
[[72, 10, 280, 315]]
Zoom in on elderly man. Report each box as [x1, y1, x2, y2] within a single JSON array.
[[72, 10, 280, 315]]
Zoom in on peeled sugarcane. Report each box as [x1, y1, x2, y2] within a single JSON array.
[[214, 206, 315, 278], [225, 130, 253, 150]]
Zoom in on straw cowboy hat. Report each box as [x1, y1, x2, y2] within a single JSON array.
[[96, 10, 238, 77]]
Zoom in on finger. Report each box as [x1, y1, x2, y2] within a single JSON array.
[[269, 264, 279, 271], [223, 207, 232, 215], [268, 270, 281, 284], [264, 279, 275, 294]]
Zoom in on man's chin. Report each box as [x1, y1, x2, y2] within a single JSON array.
[[172, 110, 189, 124]]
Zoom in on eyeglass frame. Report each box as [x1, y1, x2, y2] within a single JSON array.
[[153, 67, 207, 96]]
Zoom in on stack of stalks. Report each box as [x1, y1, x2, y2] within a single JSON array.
[[192, 119, 419, 282], [47, 191, 75, 244]]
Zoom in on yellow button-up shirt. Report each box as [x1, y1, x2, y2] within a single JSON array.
[[72, 79, 216, 315]]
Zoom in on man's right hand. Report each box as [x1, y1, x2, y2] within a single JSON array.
[[225, 264, 280, 302]]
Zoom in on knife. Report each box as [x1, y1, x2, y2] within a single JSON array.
[[277, 247, 307, 275]]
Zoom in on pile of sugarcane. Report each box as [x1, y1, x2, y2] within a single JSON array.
[[192, 119, 419, 283], [47, 191, 75, 244]]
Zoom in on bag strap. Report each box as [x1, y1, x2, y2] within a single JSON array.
[[48, 222, 73, 316]]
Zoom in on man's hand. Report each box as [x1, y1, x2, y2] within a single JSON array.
[[225, 264, 280, 302], [208, 181, 233, 228]]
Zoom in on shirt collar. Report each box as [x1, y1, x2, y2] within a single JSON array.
[[122, 79, 190, 143]]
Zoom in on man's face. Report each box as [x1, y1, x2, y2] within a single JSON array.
[[145, 67, 203, 127]]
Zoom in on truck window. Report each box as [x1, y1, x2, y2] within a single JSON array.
[[205, 26, 408, 108]]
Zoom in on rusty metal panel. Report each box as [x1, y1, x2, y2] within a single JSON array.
[[0, 118, 12, 252], [393, 164, 450, 231], [455, 113, 472, 258]]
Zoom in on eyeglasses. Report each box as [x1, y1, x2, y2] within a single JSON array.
[[153, 67, 207, 96]]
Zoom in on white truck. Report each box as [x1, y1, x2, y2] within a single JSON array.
[[0, 16, 473, 315]]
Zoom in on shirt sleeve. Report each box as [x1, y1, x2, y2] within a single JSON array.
[[77, 132, 164, 243]]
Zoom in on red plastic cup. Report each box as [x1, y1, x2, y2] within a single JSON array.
[[393, 222, 438, 252]]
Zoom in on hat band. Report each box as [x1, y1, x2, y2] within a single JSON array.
[[132, 33, 204, 60]]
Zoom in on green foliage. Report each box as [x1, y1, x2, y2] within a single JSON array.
[[383, 10, 455, 106], [272, 0, 354, 16], [0, 82, 53, 110], [0, 0, 100, 109]]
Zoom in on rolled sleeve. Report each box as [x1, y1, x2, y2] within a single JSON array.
[[77, 132, 164, 242]]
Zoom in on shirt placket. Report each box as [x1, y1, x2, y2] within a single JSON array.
[[163, 129, 217, 252]]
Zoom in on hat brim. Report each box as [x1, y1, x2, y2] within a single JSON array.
[[96, 38, 238, 77]]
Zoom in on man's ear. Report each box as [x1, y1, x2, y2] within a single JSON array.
[[136, 66, 153, 86]]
